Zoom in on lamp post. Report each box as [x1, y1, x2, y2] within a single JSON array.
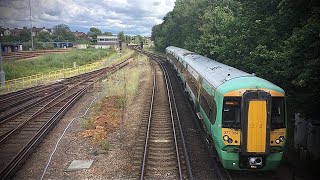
[[29, 0, 34, 51], [0, 42, 5, 87]]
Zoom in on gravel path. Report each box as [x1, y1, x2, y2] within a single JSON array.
[[13, 64, 152, 179]]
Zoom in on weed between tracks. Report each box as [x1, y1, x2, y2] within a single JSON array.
[[81, 55, 149, 151]]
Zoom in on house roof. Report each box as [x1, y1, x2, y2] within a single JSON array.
[[74, 31, 87, 37]]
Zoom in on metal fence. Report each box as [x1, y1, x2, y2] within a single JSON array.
[[0, 61, 102, 94]]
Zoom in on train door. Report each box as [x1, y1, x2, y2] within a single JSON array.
[[240, 90, 271, 168]]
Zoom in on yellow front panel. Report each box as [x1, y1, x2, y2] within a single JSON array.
[[247, 100, 267, 153]]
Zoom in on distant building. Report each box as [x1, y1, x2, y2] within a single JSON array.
[[31, 27, 52, 36], [0, 27, 4, 36], [0, 27, 11, 36], [0, 26, 52, 37], [73, 31, 89, 41], [4, 28, 11, 36], [1, 43, 23, 53], [96, 35, 119, 49], [97, 35, 118, 44]]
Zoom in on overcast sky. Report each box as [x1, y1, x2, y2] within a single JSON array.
[[0, 0, 175, 36]]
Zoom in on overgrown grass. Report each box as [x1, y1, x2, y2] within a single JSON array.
[[106, 58, 148, 105], [81, 55, 150, 150], [100, 140, 111, 151], [81, 101, 102, 129], [4, 48, 115, 80]]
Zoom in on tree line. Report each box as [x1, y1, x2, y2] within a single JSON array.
[[1, 24, 144, 45], [151, 0, 320, 120]]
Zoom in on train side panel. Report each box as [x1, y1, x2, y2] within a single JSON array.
[[165, 46, 286, 171]]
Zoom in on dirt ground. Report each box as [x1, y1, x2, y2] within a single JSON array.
[[13, 63, 152, 179]]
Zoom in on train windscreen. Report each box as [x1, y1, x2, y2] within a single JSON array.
[[222, 97, 241, 129], [271, 97, 285, 129]]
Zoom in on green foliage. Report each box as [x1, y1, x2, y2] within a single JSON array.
[[18, 29, 31, 42], [1, 34, 17, 42], [87, 27, 102, 42], [4, 49, 112, 80], [102, 32, 113, 35], [124, 35, 132, 43], [36, 31, 52, 42], [52, 24, 76, 42], [117, 31, 125, 41], [101, 140, 111, 151], [151, 0, 320, 119]]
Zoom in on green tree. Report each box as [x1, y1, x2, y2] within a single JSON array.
[[1, 34, 17, 42], [18, 29, 31, 42], [36, 31, 52, 42], [117, 31, 125, 41], [87, 27, 101, 42], [151, 0, 320, 119], [125, 35, 131, 43], [52, 24, 75, 42], [102, 32, 113, 35]]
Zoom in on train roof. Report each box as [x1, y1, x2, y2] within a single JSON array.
[[166, 46, 285, 95]]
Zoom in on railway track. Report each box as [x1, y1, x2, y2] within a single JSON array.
[[0, 59, 130, 179], [132, 55, 192, 179], [141, 50, 233, 180]]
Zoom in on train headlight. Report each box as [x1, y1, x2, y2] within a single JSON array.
[[279, 136, 285, 142], [223, 135, 229, 141], [275, 139, 281, 144], [249, 157, 263, 166]]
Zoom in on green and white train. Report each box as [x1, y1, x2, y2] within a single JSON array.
[[166, 46, 287, 170]]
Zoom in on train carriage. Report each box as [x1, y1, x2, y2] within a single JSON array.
[[166, 46, 286, 170]]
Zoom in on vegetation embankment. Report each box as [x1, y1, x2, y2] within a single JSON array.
[[151, 0, 320, 169], [151, 0, 320, 120], [4, 48, 115, 80], [81, 53, 149, 151]]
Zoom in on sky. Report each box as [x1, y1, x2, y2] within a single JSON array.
[[0, 0, 176, 36]]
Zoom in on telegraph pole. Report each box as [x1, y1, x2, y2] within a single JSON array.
[[0, 42, 5, 87], [29, 0, 34, 51]]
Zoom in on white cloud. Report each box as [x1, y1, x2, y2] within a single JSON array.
[[0, 0, 175, 36]]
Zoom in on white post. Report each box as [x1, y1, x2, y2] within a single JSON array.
[[0, 42, 6, 86], [29, 0, 34, 51]]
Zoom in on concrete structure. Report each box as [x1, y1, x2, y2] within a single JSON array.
[[97, 35, 118, 44], [91, 44, 111, 49], [0, 43, 22, 53], [75, 44, 88, 49], [96, 35, 119, 49]]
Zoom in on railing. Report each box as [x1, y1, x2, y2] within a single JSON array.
[[0, 61, 102, 94]]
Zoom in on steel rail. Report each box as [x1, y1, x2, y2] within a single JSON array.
[[161, 61, 194, 180], [159, 53, 232, 180], [159, 62, 183, 180], [0, 86, 87, 179], [0, 58, 131, 179], [140, 62, 156, 180], [0, 58, 129, 144]]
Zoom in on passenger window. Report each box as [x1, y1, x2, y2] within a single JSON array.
[[200, 87, 217, 124], [186, 70, 199, 97], [200, 88, 212, 117], [211, 99, 217, 124]]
